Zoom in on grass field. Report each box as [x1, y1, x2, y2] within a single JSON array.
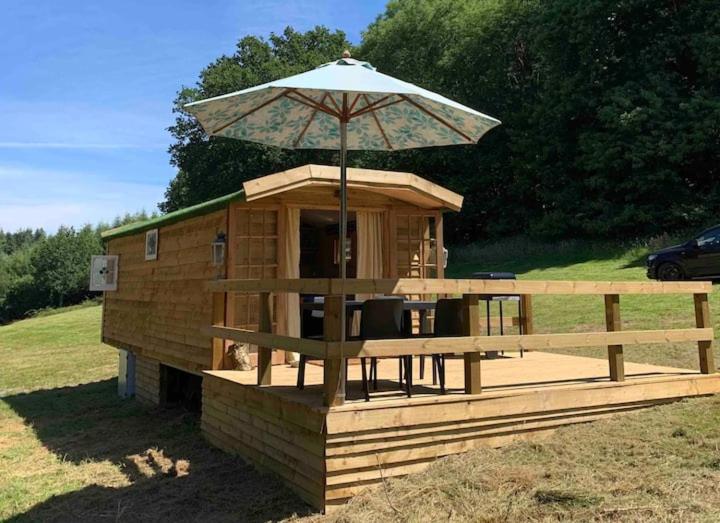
[[2, 238, 720, 521]]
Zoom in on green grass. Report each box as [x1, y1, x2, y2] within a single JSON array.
[[0, 306, 115, 396], [447, 236, 720, 370], [0, 306, 310, 522], [2, 237, 720, 521]]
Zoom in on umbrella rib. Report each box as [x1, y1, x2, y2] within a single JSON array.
[[399, 95, 474, 142], [348, 95, 393, 118], [325, 93, 343, 115], [348, 93, 362, 114], [292, 93, 326, 148], [361, 94, 392, 150], [286, 90, 341, 118], [350, 97, 403, 118], [211, 89, 292, 134]]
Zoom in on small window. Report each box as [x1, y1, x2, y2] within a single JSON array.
[[89, 255, 118, 291], [145, 229, 158, 260]]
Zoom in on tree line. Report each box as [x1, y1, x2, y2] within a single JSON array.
[[165, 0, 720, 243], [0, 213, 154, 323]]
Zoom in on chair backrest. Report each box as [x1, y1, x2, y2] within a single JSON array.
[[434, 298, 465, 337], [360, 297, 405, 340]]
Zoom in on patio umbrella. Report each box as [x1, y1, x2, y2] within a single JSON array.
[[185, 51, 500, 396]]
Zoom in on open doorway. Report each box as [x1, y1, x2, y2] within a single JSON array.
[[300, 209, 356, 278], [299, 210, 356, 339]]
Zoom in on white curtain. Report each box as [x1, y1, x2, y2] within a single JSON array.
[[354, 211, 384, 334], [278, 206, 300, 363]]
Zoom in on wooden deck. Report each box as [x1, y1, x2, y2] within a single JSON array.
[[201, 352, 720, 512], [205, 351, 700, 406]]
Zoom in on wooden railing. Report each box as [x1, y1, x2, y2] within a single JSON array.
[[204, 278, 715, 406]]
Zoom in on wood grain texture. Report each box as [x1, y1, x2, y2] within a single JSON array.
[[207, 277, 712, 295], [103, 211, 227, 373], [200, 353, 720, 513], [694, 293, 716, 374], [257, 291, 273, 386], [333, 328, 714, 358], [604, 294, 624, 381], [323, 295, 345, 407], [241, 164, 464, 211], [201, 373, 326, 509]]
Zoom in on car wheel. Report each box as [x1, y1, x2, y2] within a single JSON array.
[[657, 262, 684, 281]]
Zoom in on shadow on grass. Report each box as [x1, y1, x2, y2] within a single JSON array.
[[4, 379, 312, 522]]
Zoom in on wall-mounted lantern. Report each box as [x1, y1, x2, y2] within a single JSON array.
[[212, 232, 226, 266]]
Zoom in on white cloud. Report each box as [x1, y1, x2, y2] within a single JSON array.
[[0, 164, 166, 232]]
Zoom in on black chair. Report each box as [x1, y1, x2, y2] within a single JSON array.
[[356, 297, 409, 401], [425, 298, 465, 394], [297, 297, 350, 390]]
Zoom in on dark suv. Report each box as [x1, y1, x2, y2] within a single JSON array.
[[647, 225, 720, 281]]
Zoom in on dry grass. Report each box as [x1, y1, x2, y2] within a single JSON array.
[[311, 397, 720, 522]]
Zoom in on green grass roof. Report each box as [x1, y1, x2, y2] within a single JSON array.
[[101, 189, 245, 240]]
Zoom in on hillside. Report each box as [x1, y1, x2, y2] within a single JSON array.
[[1, 241, 720, 521]]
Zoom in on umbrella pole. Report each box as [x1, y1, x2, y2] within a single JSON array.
[[338, 118, 348, 403]]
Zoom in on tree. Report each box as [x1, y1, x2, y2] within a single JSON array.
[[162, 26, 352, 212], [163, 1, 720, 241], [31, 226, 102, 307]]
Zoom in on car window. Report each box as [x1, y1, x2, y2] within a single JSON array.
[[696, 228, 720, 249]]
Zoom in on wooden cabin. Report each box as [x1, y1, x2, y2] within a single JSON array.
[[100, 163, 720, 513], [101, 164, 462, 404]]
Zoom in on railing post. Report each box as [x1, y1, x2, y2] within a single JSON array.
[[519, 294, 533, 335], [257, 291, 273, 386], [604, 294, 624, 381], [463, 293, 482, 394], [694, 293, 716, 374], [324, 295, 345, 406], [211, 292, 226, 370]]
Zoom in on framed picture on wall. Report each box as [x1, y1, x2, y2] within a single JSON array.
[[145, 229, 158, 260]]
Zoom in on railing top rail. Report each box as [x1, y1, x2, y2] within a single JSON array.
[[206, 278, 712, 295]]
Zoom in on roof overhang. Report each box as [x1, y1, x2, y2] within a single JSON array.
[[242, 164, 463, 211]]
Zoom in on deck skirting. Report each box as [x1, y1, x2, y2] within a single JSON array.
[[200, 356, 720, 513]]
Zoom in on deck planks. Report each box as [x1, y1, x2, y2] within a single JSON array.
[[200, 352, 720, 512]]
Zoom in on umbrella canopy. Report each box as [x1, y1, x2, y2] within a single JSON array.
[[184, 54, 500, 151]]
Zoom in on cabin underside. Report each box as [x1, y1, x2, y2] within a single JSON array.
[[199, 351, 720, 512]]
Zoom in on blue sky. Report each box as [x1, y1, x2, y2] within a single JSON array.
[[0, 0, 386, 232]]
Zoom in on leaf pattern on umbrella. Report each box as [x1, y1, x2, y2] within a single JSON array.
[[184, 61, 501, 151]]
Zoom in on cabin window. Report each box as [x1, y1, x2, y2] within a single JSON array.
[[396, 214, 438, 278], [145, 229, 158, 260]]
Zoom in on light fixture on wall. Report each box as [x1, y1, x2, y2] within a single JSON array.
[[212, 232, 226, 266]]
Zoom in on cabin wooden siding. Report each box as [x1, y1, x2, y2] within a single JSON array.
[[102, 193, 446, 375], [103, 211, 227, 374], [201, 372, 327, 508], [135, 354, 162, 405]]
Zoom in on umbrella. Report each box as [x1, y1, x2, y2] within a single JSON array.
[[185, 51, 500, 398]]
